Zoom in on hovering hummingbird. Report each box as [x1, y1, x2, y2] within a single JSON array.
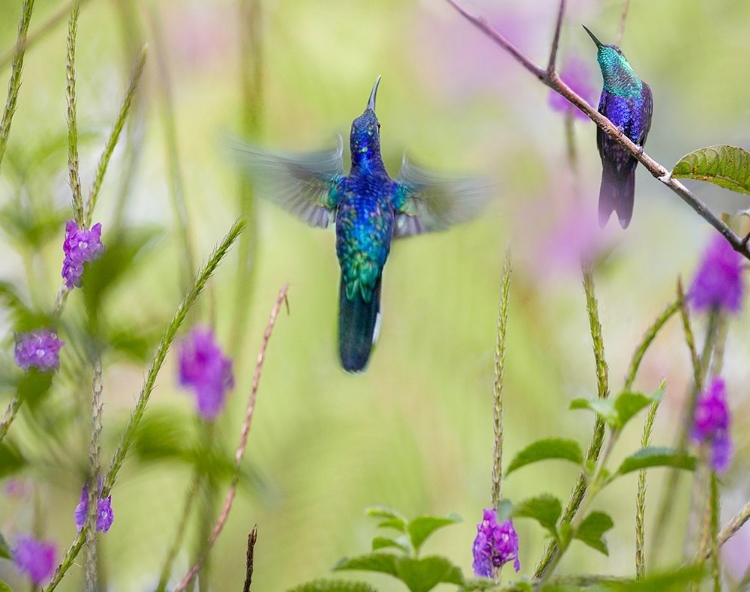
[[232, 76, 489, 372], [583, 25, 653, 229]]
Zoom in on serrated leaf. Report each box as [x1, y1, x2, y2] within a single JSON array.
[[573, 511, 614, 555], [570, 398, 618, 428], [512, 495, 562, 538], [286, 580, 378, 592], [614, 389, 662, 430], [672, 145, 750, 196], [372, 535, 410, 554], [407, 514, 461, 553], [366, 506, 408, 533], [601, 564, 704, 591], [335, 554, 463, 592], [0, 532, 11, 559], [616, 447, 696, 476], [506, 438, 583, 476], [335, 553, 399, 577], [0, 440, 26, 479]]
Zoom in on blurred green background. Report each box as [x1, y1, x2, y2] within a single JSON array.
[[1, 0, 750, 590]]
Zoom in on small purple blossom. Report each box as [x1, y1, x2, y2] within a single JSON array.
[[472, 508, 520, 578], [548, 55, 597, 121], [692, 377, 733, 473], [74, 480, 114, 533], [14, 535, 57, 586], [689, 234, 744, 314], [14, 329, 64, 372], [178, 326, 234, 420], [62, 220, 104, 289]]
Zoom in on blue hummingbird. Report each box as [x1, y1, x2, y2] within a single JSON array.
[[584, 26, 653, 228], [232, 76, 489, 372]]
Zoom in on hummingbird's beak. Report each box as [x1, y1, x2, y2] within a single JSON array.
[[582, 25, 603, 49], [367, 75, 381, 112]]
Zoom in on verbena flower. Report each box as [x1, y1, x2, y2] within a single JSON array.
[[472, 508, 520, 578], [62, 220, 104, 289], [548, 56, 596, 121], [692, 377, 732, 473], [74, 480, 114, 533], [14, 329, 64, 372], [178, 326, 234, 420], [689, 234, 744, 313], [14, 535, 57, 586]]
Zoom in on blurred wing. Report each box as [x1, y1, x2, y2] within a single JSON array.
[[393, 155, 492, 238], [229, 136, 346, 228]]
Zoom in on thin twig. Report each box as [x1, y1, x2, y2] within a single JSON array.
[[547, 0, 566, 74], [445, 0, 750, 261], [174, 284, 290, 592], [0, 0, 36, 172], [243, 526, 258, 592], [616, 0, 631, 46]]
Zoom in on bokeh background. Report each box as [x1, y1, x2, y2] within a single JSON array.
[[1, 0, 750, 590]]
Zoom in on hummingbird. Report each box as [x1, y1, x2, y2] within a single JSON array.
[[583, 25, 653, 229], [231, 76, 489, 372]]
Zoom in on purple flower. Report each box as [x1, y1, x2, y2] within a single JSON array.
[[62, 220, 104, 289], [14, 535, 57, 586], [178, 326, 234, 420], [472, 508, 520, 578], [689, 234, 744, 313], [549, 55, 596, 121], [692, 377, 733, 473], [74, 480, 114, 533], [14, 329, 64, 372]]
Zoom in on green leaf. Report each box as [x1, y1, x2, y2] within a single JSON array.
[[17, 368, 54, 410], [366, 506, 408, 533], [672, 145, 750, 196], [570, 398, 618, 428], [573, 511, 614, 555], [0, 440, 26, 479], [335, 554, 463, 592], [601, 564, 704, 590], [506, 438, 583, 476], [286, 580, 378, 592], [614, 387, 663, 430], [407, 514, 461, 553], [616, 447, 696, 476], [511, 495, 562, 539], [0, 531, 11, 559], [460, 578, 500, 590], [0, 580, 11, 592], [372, 536, 410, 554]]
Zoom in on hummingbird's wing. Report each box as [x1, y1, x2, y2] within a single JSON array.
[[229, 136, 346, 229], [392, 155, 491, 238]]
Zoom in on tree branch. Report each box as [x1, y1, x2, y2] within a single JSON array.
[[445, 0, 750, 261], [174, 284, 290, 592]]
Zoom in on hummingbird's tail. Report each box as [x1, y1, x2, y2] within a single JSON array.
[[598, 160, 636, 229], [338, 277, 382, 373]]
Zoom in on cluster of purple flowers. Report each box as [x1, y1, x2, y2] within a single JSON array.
[[74, 480, 115, 533], [691, 377, 732, 473], [61, 219, 104, 289], [13, 536, 57, 586], [689, 233, 744, 314], [472, 508, 520, 578], [14, 329, 64, 372], [178, 326, 234, 420]]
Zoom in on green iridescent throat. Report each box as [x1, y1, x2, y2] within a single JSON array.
[[597, 47, 642, 97]]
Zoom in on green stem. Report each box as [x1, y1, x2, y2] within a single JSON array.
[[42, 220, 245, 592], [84, 353, 104, 592], [0, 0, 35, 172], [66, 0, 84, 227], [635, 401, 660, 579], [709, 473, 721, 592]]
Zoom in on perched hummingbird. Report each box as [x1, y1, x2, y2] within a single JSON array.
[[232, 76, 488, 372], [583, 25, 653, 229]]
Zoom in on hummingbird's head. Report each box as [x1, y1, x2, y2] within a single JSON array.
[[350, 75, 383, 168], [582, 25, 641, 96]]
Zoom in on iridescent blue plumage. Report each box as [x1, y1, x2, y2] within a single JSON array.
[[231, 76, 489, 372], [584, 26, 653, 228]]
